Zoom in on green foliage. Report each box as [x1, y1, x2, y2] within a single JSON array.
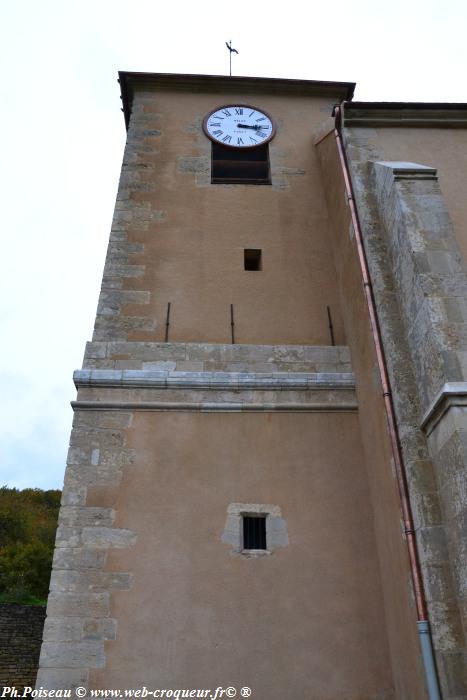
[[0, 486, 61, 605]]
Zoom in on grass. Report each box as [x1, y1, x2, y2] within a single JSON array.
[[0, 591, 47, 606]]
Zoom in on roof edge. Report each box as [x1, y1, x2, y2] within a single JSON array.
[[343, 101, 467, 128], [118, 71, 356, 129]]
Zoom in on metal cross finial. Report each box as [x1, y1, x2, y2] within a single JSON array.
[[225, 40, 238, 76]]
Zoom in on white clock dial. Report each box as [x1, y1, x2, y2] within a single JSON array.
[[203, 104, 275, 149]]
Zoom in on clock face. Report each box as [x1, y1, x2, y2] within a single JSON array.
[[203, 104, 275, 149]]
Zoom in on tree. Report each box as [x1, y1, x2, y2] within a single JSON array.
[[0, 487, 61, 604]]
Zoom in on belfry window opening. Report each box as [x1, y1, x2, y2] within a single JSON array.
[[211, 143, 271, 185], [243, 514, 267, 550]]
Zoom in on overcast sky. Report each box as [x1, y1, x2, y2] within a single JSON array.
[[1, 0, 466, 491]]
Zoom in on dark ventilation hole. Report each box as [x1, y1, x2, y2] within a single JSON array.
[[243, 515, 267, 550], [244, 249, 262, 271], [211, 143, 271, 185]]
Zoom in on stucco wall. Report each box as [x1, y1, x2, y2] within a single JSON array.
[[94, 86, 346, 346], [87, 411, 393, 699]]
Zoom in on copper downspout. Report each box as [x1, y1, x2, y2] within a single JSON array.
[[332, 104, 441, 699]]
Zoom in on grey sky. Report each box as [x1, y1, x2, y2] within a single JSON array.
[[1, 0, 466, 490]]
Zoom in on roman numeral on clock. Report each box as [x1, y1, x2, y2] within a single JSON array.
[[235, 108, 243, 115], [213, 130, 223, 136], [222, 135, 232, 143]]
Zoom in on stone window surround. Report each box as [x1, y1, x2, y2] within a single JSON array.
[[222, 502, 289, 557]]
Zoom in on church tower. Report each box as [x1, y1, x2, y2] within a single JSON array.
[[37, 74, 467, 699]]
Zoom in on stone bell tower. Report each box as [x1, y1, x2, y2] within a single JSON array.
[[37, 74, 467, 699]]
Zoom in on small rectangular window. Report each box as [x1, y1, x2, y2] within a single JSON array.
[[243, 515, 267, 550], [211, 143, 271, 185], [244, 249, 262, 271]]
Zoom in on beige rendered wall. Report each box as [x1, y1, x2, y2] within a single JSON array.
[[371, 128, 467, 265], [317, 133, 429, 699], [98, 87, 345, 345], [87, 411, 393, 699]]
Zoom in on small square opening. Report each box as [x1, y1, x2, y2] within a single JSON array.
[[243, 515, 267, 550], [244, 249, 262, 271]]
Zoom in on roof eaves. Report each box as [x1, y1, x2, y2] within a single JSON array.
[[118, 71, 356, 130], [343, 101, 467, 128]]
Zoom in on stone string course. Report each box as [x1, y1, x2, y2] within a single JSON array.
[[76, 344, 356, 414], [83, 341, 351, 374], [72, 375, 357, 414]]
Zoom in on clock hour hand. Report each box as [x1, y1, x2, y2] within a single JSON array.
[[237, 123, 262, 130]]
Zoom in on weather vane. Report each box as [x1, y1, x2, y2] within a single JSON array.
[[225, 41, 238, 77]]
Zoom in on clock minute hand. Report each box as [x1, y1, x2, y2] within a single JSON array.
[[237, 123, 261, 130]]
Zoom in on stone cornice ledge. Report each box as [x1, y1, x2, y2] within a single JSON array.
[[72, 369, 357, 412], [374, 161, 437, 181], [421, 382, 467, 435], [72, 401, 357, 413], [74, 369, 355, 391], [344, 105, 467, 128]]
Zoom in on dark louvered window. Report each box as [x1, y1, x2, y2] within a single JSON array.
[[211, 143, 271, 184], [244, 249, 262, 271], [243, 515, 267, 550]]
